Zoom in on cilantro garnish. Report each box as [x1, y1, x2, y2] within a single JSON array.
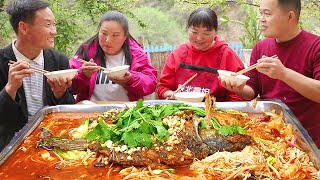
[[178, 106, 246, 136], [85, 99, 189, 148], [218, 125, 246, 136], [84, 100, 247, 148]]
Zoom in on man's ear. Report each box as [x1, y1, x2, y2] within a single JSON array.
[[288, 10, 297, 22], [18, 21, 29, 35]]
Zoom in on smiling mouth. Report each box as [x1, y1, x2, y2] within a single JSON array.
[[261, 26, 267, 30], [195, 42, 205, 46], [48, 38, 54, 42]]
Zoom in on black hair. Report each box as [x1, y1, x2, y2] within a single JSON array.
[[187, 7, 218, 31], [278, 0, 301, 19], [77, 11, 133, 67], [6, 0, 50, 34]]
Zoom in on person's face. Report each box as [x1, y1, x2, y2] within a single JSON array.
[[98, 21, 128, 55], [24, 7, 57, 49], [259, 0, 290, 39], [188, 25, 216, 51]]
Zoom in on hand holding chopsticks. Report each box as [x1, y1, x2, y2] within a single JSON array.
[[233, 55, 278, 76], [8, 60, 49, 74], [166, 73, 198, 100], [77, 58, 109, 72]]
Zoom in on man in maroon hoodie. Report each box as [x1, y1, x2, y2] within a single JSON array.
[[221, 0, 320, 148], [158, 7, 244, 101]]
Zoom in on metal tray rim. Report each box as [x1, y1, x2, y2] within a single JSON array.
[[1, 99, 319, 167]]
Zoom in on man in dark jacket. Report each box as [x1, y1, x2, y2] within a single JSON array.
[[0, 0, 75, 151]]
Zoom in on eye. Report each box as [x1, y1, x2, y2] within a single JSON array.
[[260, 11, 271, 17], [99, 31, 106, 36]]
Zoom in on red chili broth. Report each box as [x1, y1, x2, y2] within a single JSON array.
[[0, 112, 197, 179]]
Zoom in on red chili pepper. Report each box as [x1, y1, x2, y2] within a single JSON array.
[[270, 128, 280, 138], [260, 115, 271, 122]]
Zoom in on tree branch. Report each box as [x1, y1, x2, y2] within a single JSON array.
[[181, 0, 209, 5], [225, 0, 259, 7], [180, 0, 259, 7]]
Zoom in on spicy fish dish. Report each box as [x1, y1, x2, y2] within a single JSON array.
[[0, 96, 319, 179]]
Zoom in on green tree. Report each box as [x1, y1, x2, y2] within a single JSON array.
[[174, 0, 320, 35], [301, 0, 320, 35], [0, 0, 138, 56], [129, 6, 186, 46], [54, 0, 138, 56], [136, 0, 175, 11], [50, 0, 84, 56], [0, 0, 12, 48]]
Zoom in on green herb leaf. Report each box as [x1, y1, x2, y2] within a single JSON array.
[[218, 125, 246, 136], [121, 131, 137, 147], [199, 119, 207, 129], [155, 125, 170, 141], [138, 132, 153, 147], [85, 119, 113, 143]]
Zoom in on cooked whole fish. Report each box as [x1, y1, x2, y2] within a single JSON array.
[[38, 112, 251, 167]]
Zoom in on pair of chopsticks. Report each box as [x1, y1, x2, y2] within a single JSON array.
[[233, 55, 278, 76], [167, 73, 198, 100], [8, 60, 49, 74], [77, 59, 109, 72]]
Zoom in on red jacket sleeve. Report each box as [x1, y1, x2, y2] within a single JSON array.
[[158, 51, 178, 99]]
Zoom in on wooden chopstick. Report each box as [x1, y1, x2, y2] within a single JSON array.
[[233, 55, 278, 76], [174, 73, 198, 94], [233, 64, 258, 76], [8, 62, 47, 74], [166, 73, 198, 100], [8, 60, 49, 74], [77, 59, 109, 71]]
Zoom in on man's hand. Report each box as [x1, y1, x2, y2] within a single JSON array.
[[109, 71, 131, 86], [256, 56, 287, 80], [47, 77, 72, 99], [5, 60, 33, 100], [81, 59, 100, 77]]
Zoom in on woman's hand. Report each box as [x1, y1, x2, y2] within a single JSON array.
[[163, 90, 175, 100], [109, 71, 131, 85], [81, 59, 100, 77]]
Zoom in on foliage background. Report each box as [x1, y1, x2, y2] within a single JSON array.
[[0, 0, 319, 56]]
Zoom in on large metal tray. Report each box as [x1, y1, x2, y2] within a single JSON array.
[[1, 99, 319, 168]]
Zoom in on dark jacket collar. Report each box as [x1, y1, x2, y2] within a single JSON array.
[[2, 44, 16, 62]]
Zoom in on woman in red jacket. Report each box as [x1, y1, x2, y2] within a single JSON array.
[[158, 7, 244, 101]]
